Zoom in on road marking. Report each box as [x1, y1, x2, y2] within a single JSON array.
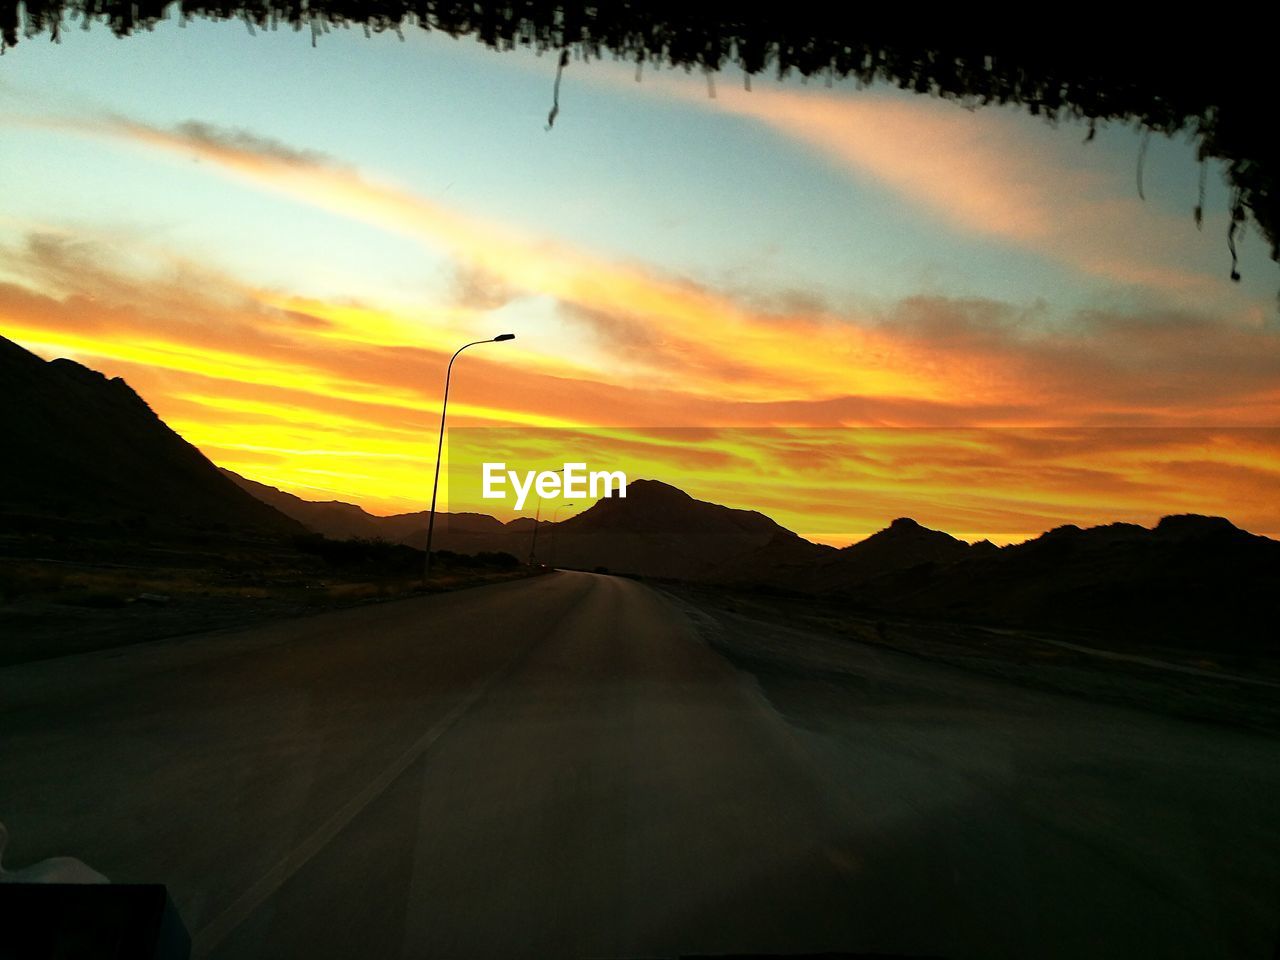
[[192, 669, 503, 957]]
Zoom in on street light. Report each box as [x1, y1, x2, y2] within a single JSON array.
[[424, 334, 515, 583], [526, 468, 566, 567]]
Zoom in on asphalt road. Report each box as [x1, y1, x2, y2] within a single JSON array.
[[1, 571, 1277, 959]]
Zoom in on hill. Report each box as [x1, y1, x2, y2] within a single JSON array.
[[828, 514, 1280, 652], [811, 517, 995, 592], [225, 474, 833, 579], [222, 470, 534, 554], [549, 479, 836, 580], [0, 336, 301, 537], [217, 436, 1279, 652]]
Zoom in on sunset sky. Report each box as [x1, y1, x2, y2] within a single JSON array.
[[2, 20, 1278, 543]]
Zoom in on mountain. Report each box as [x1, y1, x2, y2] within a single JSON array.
[[214, 417, 1276, 652], [221, 470, 438, 541], [8, 332, 1270, 651], [225, 474, 834, 579], [396, 512, 524, 553], [548, 479, 835, 580], [223, 470, 537, 555], [0, 337, 301, 536], [812, 516, 993, 592], [833, 514, 1280, 652], [221, 470, 393, 540]]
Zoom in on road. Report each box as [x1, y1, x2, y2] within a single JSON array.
[[1, 571, 1278, 958]]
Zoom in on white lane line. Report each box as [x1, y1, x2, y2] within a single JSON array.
[[191, 672, 500, 957]]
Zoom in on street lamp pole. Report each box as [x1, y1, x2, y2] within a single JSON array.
[[528, 496, 544, 567], [424, 334, 515, 584], [526, 467, 565, 567]]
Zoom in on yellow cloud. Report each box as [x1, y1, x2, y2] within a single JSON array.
[[6, 111, 1280, 539]]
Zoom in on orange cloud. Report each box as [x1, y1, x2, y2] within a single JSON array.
[[45, 112, 1275, 426], [6, 224, 1280, 439], [5, 112, 1280, 537], [5, 235, 1280, 539], [445, 425, 1280, 542], [63, 114, 978, 405]]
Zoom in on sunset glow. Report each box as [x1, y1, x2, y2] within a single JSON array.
[[3, 23, 1278, 542]]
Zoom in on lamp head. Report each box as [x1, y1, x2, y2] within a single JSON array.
[[494, 333, 516, 342]]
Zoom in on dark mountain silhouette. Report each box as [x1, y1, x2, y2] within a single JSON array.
[[10, 334, 1270, 652], [0, 337, 300, 536], [834, 514, 1280, 652], [549, 479, 835, 580], [224, 468, 1278, 652], [226, 474, 836, 580], [221, 470, 394, 540], [222, 469, 535, 554], [811, 517, 994, 592], [395, 513, 535, 555]]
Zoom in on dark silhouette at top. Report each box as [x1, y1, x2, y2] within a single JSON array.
[[2, 7, 1274, 286]]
